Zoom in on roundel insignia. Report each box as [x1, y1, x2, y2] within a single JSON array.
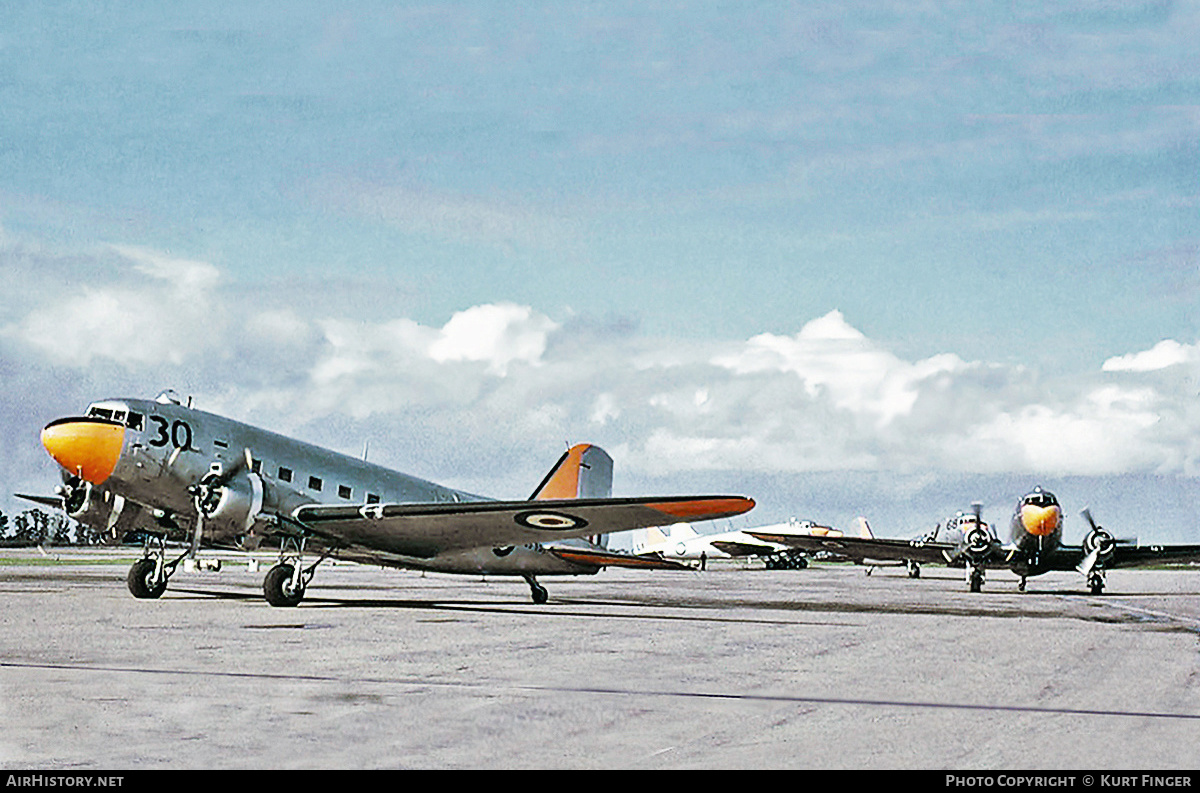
[[514, 510, 589, 531]]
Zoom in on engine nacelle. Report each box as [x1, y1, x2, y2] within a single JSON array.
[[195, 470, 266, 545], [1083, 528, 1116, 564], [962, 526, 993, 561], [59, 478, 148, 543]]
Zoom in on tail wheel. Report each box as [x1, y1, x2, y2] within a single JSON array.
[[127, 557, 167, 599], [263, 563, 305, 607]]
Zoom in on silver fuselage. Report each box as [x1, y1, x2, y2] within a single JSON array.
[[64, 397, 599, 577]]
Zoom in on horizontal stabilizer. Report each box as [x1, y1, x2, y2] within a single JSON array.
[[550, 547, 692, 570]]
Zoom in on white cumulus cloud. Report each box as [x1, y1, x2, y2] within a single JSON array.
[[7, 245, 226, 368], [1102, 339, 1198, 372], [713, 309, 967, 426], [429, 303, 559, 374]]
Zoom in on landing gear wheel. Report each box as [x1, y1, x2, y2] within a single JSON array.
[[968, 569, 984, 593], [907, 562, 921, 579], [263, 563, 305, 607], [523, 574, 549, 604], [127, 557, 167, 599], [1088, 574, 1105, 595]]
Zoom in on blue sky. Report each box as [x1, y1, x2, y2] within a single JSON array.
[[0, 3, 1197, 539]]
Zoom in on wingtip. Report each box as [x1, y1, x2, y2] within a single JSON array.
[[647, 496, 755, 520]]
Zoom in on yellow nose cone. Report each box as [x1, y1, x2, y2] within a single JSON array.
[[41, 419, 125, 484], [1020, 505, 1061, 537]]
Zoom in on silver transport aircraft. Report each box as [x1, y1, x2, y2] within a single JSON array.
[[750, 487, 1200, 594], [22, 393, 753, 606]]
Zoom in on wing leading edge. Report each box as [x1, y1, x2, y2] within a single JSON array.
[[294, 496, 755, 559]]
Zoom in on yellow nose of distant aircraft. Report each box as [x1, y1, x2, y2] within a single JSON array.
[[41, 418, 125, 484], [1020, 504, 1061, 536]]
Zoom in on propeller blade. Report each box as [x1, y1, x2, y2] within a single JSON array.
[[209, 447, 254, 488], [189, 511, 204, 559], [1077, 546, 1101, 577], [1081, 507, 1098, 533]]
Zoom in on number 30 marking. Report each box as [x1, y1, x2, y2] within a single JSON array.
[[148, 416, 195, 451]]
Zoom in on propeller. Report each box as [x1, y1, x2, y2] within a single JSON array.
[[55, 474, 91, 515], [186, 448, 254, 557], [16, 475, 92, 515], [1077, 507, 1116, 577], [964, 501, 992, 555]]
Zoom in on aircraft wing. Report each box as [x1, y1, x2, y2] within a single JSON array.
[[1111, 543, 1200, 567], [747, 532, 958, 565], [549, 547, 692, 570], [1030, 542, 1200, 572], [293, 496, 755, 559], [15, 493, 67, 509], [1101, 543, 1200, 569], [709, 539, 778, 557]]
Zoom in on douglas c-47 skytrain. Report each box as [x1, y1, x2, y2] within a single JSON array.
[[21, 392, 754, 606]]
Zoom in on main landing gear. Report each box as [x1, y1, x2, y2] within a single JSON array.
[[967, 566, 985, 593], [1086, 570, 1106, 595], [126, 536, 187, 599], [764, 551, 809, 570], [262, 536, 335, 607], [125, 532, 335, 607]]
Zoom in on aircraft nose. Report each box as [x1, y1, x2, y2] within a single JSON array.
[[1020, 505, 1061, 537], [41, 418, 125, 485]]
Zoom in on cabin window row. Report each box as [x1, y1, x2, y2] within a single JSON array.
[[274, 466, 379, 503]]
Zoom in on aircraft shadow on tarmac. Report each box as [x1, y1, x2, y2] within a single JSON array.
[[159, 582, 1186, 629]]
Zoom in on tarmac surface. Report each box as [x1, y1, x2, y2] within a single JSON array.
[[3, 549, 1200, 770]]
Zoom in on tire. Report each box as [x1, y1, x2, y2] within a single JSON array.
[[263, 563, 305, 607], [127, 558, 167, 599]]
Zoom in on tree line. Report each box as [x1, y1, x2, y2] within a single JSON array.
[[0, 507, 104, 547]]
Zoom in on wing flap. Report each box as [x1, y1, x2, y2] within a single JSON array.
[[294, 495, 754, 558]]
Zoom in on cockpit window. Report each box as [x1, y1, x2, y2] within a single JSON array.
[[1024, 491, 1058, 508], [86, 404, 142, 430]]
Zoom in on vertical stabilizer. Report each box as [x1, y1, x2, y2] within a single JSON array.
[[530, 443, 615, 548], [668, 522, 698, 540], [855, 517, 873, 538], [529, 443, 614, 500]]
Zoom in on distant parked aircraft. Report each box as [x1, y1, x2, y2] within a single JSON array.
[[633, 517, 867, 570], [751, 487, 1200, 594]]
